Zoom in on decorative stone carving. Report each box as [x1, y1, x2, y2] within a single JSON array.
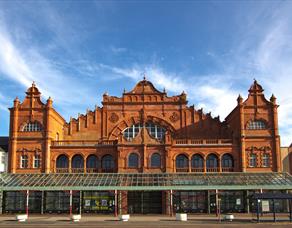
[[169, 112, 179, 123], [109, 112, 119, 123]]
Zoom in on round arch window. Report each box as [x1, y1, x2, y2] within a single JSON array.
[[128, 153, 139, 168]]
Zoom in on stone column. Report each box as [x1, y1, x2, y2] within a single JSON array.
[[270, 95, 281, 172], [238, 95, 246, 172], [45, 97, 53, 173]]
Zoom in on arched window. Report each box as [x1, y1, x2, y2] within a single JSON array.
[[56, 155, 69, 168], [150, 153, 161, 168], [20, 155, 28, 168], [247, 120, 266, 130], [102, 154, 114, 171], [22, 121, 42, 132], [86, 155, 98, 168], [123, 123, 143, 141], [206, 154, 218, 168], [191, 154, 204, 168], [122, 122, 166, 141], [221, 154, 233, 168], [249, 154, 257, 167], [262, 153, 270, 167], [71, 155, 84, 168], [145, 122, 166, 141], [128, 153, 139, 168], [176, 154, 189, 168]]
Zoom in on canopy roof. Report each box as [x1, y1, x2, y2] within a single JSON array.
[[1, 172, 292, 191]]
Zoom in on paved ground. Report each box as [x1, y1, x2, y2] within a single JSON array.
[[0, 214, 291, 227]]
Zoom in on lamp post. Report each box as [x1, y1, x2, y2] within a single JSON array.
[[257, 199, 261, 223]]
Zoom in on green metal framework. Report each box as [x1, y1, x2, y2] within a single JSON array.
[[1, 172, 292, 191]]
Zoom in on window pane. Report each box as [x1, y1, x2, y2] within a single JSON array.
[[128, 153, 139, 168], [206, 155, 218, 168], [176, 155, 188, 168], [151, 153, 161, 168]]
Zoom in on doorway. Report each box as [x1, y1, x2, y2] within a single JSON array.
[[128, 191, 162, 214]]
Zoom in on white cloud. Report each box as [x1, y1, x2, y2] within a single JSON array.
[[0, 20, 96, 121]]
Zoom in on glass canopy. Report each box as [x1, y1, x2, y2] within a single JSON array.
[[0, 172, 292, 191]]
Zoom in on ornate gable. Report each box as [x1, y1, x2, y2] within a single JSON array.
[[125, 78, 164, 95]]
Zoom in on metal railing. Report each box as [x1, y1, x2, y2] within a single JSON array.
[[176, 168, 189, 173], [191, 168, 204, 172], [206, 167, 220, 172], [174, 139, 232, 145], [222, 167, 234, 172], [52, 140, 117, 147]]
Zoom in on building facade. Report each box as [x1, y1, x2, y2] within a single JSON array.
[[3, 78, 289, 215], [9, 79, 281, 174]]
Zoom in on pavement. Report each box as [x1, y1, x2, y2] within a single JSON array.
[[0, 214, 291, 227]]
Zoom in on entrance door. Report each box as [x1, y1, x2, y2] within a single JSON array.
[[128, 191, 162, 214]]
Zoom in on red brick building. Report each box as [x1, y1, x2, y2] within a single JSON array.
[[3, 78, 287, 215], [9, 79, 281, 174]]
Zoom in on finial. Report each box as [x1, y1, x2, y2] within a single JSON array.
[[141, 71, 146, 80], [32, 81, 36, 87], [46, 96, 53, 107], [270, 94, 277, 104], [14, 97, 20, 107], [237, 94, 243, 104], [163, 87, 166, 93]]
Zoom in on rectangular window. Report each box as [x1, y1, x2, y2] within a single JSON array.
[[34, 155, 41, 168], [262, 154, 270, 167], [20, 155, 28, 168], [249, 154, 257, 167]]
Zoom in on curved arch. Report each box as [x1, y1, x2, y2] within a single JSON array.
[[206, 154, 218, 171], [71, 154, 84, 169], [221, 153, 233, 167], [101, 154, 114, 172], [86, 155, 98, 169], [150, 153, 161, 168], [191, 154, 204, 168], [56, 155, 69, 171], [221, 153, 234, 172], [128, 152, 139, 168], [109, 115, 175, 140], [176, 154, 189, 171]]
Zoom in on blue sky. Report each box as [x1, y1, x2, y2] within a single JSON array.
[[0, 1, 292, 146]]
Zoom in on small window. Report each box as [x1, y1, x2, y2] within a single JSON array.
[[128, 153, 139, 168], [262, 153, 270, 167], [206, 154, 218, 168], [102, 155, 114, 170], [176, 154, 189, 168], [20, 155, 28, 168], [191, 154, 204, 168], [22, 121, 42, 132], [33, 154, 41, 168], [222, 154, 233, 168], [150, 153, 161, 168], [247, 120, 266, 130], [249, 154, 257, 167]]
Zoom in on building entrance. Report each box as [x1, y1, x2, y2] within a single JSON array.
[[128, 191, 162, 214]]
